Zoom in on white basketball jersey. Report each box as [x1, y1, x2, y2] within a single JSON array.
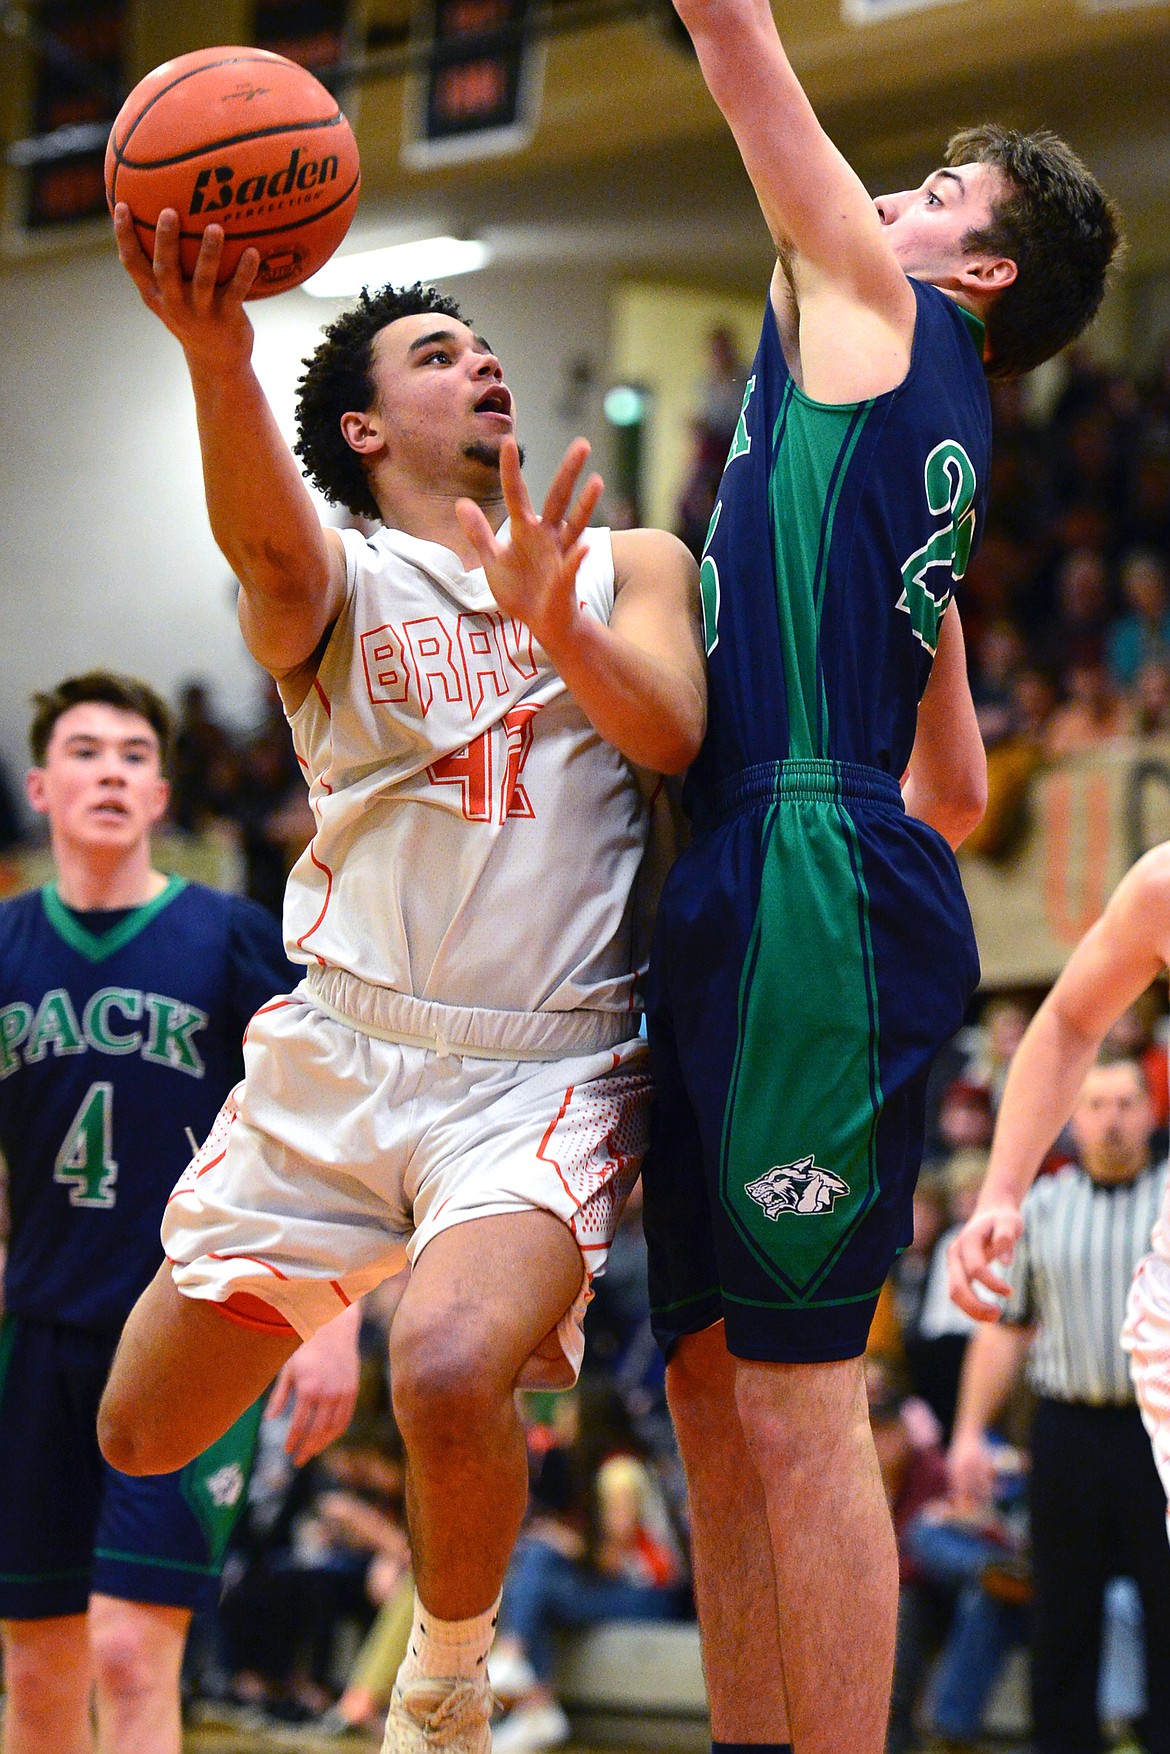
[[283, 523, 653, 1025]]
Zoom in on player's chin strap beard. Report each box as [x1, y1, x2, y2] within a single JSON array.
[[464, 440, 525, 471]]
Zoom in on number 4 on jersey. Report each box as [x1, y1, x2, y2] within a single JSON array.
[[54, 1080, 118, 1208]]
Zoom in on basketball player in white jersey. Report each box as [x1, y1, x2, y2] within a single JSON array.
[[947, 842, 1170, 1528], [98, 208, 704, 1754]]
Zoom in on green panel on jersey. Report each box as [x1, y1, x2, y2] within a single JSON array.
[[721, 772, 884, 1298], [177, 1395, 265, 1566], [0, 1316, 14, 1407], [720, 387, 886, 1298], [768, 387, 872, 760]]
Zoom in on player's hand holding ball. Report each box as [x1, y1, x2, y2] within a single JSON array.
[[106, 45, 360, 295]]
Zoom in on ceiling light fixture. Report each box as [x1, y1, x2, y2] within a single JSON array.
[[303, 236, 492, 298]]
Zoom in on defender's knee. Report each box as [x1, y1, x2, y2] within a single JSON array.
[[90, 1618, 157, 1706], [0, 1621, 89, 1721], [733, 1356, 870, 1480]]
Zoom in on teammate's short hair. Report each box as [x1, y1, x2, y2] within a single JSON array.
[[945, 124, 1122, 380], [29, 672, 174, 771], [294, 282, 468, 521]]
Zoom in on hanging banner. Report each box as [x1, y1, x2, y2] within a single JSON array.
[[961, 739, 1170, 988]]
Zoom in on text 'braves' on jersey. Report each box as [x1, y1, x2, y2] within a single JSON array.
[[282, 524, 656, 1034]]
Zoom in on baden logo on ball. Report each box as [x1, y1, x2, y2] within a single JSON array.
[[105, 46, 361, 298]]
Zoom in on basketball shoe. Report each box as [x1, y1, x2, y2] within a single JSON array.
[[381, 1673, 493, 1754]]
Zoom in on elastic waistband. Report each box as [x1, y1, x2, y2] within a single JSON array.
[[691, 758, 904, 832], [304, 965, 636, 1060]]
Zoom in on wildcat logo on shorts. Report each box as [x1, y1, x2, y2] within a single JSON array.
[[203, 1461, 246, 1509], [745, 1156, 849, 1218]]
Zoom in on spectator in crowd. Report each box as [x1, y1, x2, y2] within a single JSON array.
[[913, 1136, 990, 1440], [1134, 656, 1170, 737], [899, 1442, 1030, 1754], [1045, 657, 1133, 757], [1109, 548, 1170, 687], [865, 1355, 950, 1754], [169, 680, 239, 835], [949, 1056, 1170, 1754], [231, 678, 314, 915], [964, 668, 1055, 860], [674, 325, 748, 561], [488, 1385, 687, 1754], [888, 1174, 950, 1384], [971, 620, 1028, 748], [962, 996, 1033, 1116], [1037, 547, 1114, 681]]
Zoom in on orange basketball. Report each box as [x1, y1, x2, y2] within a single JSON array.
[[105, 46, 360, 299]]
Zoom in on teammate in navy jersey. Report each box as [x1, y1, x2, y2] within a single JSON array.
[[0, 671, 362, 1754], [641, 4, 1121, 1751]]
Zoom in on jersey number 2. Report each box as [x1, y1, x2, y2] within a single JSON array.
[[54, 1080, 118, 1208]]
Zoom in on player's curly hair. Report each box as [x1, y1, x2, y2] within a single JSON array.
[[294, 282, 468, 520], [945, 125, 1122, 379], [29, 671, 174, 771]]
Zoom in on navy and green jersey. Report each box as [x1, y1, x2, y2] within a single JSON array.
[[689, 277, 991, 797], [0, 878, 296, 1333], [643, 282, 988, 1363]]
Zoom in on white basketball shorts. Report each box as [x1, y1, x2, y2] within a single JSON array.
[[162, 978, 650, 1387], [1124, 1245, 1170, 1529]]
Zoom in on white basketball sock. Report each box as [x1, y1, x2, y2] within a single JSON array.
[[398, 1588, 502, 1684]]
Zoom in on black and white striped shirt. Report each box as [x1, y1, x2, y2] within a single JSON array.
[[1003, 1160, 1169, 1405]]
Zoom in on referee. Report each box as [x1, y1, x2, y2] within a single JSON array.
[[949, 1054, 1170, 1754]]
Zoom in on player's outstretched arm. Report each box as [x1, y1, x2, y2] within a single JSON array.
[[671, 0, 914, 380], [457, 438, 705, 774], [902, 604, 987, 849], [113, 204, 346, 681], [948, 845, 1170, 1320]]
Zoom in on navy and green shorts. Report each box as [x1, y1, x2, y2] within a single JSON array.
[[642, 758, 979, 1365], [0, 1314, 263, 1619]]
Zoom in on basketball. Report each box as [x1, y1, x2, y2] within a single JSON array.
[[105, 46, 360, 299]]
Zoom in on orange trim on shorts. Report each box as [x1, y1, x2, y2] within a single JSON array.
[[330, 1280, 352, 1307], [218, 1291, 298, 1335], [536, 1085, 582, 1235], [244, 997, 298, 1045], [194, 1147, 227, 1180], [208, 1250, 290, 1280]]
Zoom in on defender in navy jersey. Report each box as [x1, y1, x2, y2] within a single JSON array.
[[0, 673, 361, 1754], [646, 3, 1120, 1751]]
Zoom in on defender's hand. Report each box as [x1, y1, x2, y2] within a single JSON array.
[[456, 436, 603, 651], [947, 1205, 1024, 1322]]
